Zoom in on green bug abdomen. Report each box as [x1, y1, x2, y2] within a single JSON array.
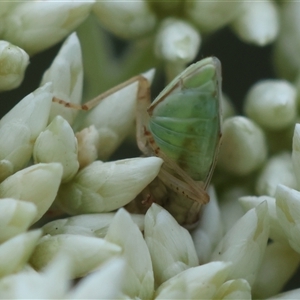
[[149, 87, 220, 182]]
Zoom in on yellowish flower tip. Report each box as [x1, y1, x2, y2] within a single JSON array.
[[256, 152, 297, 197], [0, 198, 37, 243], [93, 0, 156, 39], [244, 80, 297, 130], [33, 116, 79, 183], [155, 18, 201, 64], [231, 0, 279, 46], [41, 32, 83, 125], [217, 116, 268, 176], [56, 157, 163, 215], [2, 1, 95, 55], [0, 41, 29, 91], [76, 125, 99, 169], [0, 163, 63, 224]]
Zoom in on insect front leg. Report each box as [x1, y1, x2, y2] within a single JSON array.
[[52, 74, 151, 112]]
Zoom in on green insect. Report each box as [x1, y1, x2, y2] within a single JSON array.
[[54, 57, 222, 226]]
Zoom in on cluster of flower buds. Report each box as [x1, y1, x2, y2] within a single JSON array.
[[1, 1, 300, 299]]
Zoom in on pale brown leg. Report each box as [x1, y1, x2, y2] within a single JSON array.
[[52, 75, 150, 111]]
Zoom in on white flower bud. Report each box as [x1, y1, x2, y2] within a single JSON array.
[[75, 125, 99, 169], [30, 234, 121, 278], [256, 152, 297, 197], [252, 242, 300, 299], [292, 124, 300, 189], [0, 163, 63, 223], [0, 198, 37, 243], [0, 255, 70, 299], [2, 1, 94, 55], [0, 40, 29, 91], [0, 230, 41, 278], [80, 69, 155, 160], [192, 186, 224, 264], [211, 202, 270, 286], [43, 213, 144, 238], [155, 18, 201, 64], [273, 2, 300, 80], [184, 1, 242, 33], [275, 184, 300, 253], [66, 258, 126, 299], [93, 0, 156, 39], [222, 93, 235, 120], [214, 279, 251, 300], [0, 83, 53, 181], [239, 195, 287, 244], [56, 157, 163, 214], [231, 0, 279, 46], [244, 80, 297, 130], [144, 204, 198, 286], [33, 116, 79, 183], [105, 209, 154, 299], [218, 185, 250, 233], [40, 33, 83, 125], [217, 116, 267, 176], [155, 261, 231, 299]]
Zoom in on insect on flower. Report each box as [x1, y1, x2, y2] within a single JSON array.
[[53, 57, 222, 226]]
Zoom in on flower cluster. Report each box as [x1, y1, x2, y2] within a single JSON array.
[[1, 1, 300, 299]]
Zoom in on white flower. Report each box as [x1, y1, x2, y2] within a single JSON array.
[[0, 40, 29, 91], [33, 116, 79, 183], [0, 163, 63, 223], [0, 83, 53, 181], [2, 1, 95, 55], [0, 230, 41, 278], [292, 124, 300, 189], [217, 116, 268, 176], [191, 186, 224, 264], [0, 198, 37, 243], [93, 0, 156, 39], [79, 69, 155, 160], [244, 80, 297, 130], [275, 184, 300, 253], [155, 261, 231, 299], [256, 152, 297, 197], [252, 242, 300, 299], [55, 157, 163, 215], [30, 234, 121, 278], [105, 209, 154, 299], [42, 212, 144, 238], [66, 258, 127, 299], [211, 202, 270, 286], [144, 204, 198, 286], [231, 0, 279, 46], [40, 32, 83, 125]]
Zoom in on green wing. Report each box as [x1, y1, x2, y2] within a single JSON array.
[[148, 57, 222, 184]]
